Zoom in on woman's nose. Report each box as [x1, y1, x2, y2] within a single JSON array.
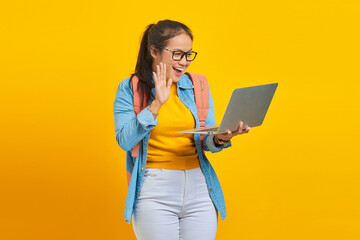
[[179, 56, 187, 66]]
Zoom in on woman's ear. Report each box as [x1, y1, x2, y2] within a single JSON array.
[[150, 45, 159, 59]]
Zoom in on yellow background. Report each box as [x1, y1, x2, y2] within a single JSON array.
[[1, 0, 359, 239]]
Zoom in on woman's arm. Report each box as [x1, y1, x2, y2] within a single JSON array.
[[114, 63, 173, 152], [113, 79, 158, 152]]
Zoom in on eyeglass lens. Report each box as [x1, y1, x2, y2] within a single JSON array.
[[173, 51, 196, 61]]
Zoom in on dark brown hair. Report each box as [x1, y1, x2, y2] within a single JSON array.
[[130, 20, 193, 107]]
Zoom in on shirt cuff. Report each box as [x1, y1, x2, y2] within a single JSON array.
[[204, 134, 232, 153], [136, 107, 158, 131]]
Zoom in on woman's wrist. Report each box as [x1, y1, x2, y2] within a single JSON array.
[[148, 98, 162, 119], [213, 135, 230, 147]]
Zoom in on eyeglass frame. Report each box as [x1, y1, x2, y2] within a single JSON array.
[[159, 47, 198, 62]]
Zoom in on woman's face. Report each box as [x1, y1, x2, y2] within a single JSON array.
[[151, 32, 193, 83]]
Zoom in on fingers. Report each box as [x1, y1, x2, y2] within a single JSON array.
[[218, 125, 252, 141], [159, 64, 163, 85], [159, 62, 165, 85], [239, 121, 243, 133], [236, 121, 251, 135], [154, 62, 168, 86], [159, 62, 163, 85], [154, 64, 161, 86], [162, 63, 166, 84], [219, 122, 251, 141], [153, 71, 157, 84], [167, 77, 173, 88], [231, 121, 243, 136], [153, 62, 171, 105], [244, 126, 251, 133]]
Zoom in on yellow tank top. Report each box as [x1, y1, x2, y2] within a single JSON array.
[[146, 83, 200, 170]]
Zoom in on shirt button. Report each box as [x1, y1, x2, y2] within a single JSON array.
[[183, 98, 186, 101], [141, 167, 144, 170], [144, 142, 147, 145], [209, 188, 212, 192]]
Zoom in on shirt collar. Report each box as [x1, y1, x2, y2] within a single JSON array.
[[177, 73, 194, 89]]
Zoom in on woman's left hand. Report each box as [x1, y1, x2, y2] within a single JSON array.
[[216, 121, 251, 141]]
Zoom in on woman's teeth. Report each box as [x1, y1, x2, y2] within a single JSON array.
[[173, 67, 183, 76]]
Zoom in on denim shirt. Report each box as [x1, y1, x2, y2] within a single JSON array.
[[113, 73, 231, 224]]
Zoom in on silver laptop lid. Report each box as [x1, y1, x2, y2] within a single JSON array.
[[216, 83, 278, 134]]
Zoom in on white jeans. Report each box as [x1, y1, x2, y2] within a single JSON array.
[[132, 167, 218, 240]]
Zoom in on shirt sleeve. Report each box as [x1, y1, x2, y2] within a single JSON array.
[[113, 79, 158, 152], [202, 84, 232, 153]]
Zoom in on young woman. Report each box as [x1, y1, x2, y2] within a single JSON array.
[[113, 20, 250, 240]]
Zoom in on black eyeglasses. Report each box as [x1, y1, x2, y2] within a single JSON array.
[[160, 47, 197, 61]]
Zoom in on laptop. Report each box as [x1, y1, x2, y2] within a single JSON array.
[[178, 83, 278, 135]]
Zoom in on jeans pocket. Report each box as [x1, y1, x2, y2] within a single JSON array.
[[144, 168, 163, 178], [138, 168, 163, 199]]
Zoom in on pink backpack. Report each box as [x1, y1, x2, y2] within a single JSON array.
[[127, 72, 209, 184]]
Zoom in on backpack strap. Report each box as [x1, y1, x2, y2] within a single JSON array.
[[185, 72, 209, 150], [131, 75, 148, 158]]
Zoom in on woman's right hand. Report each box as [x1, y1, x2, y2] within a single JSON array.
[[153, 62, 173, 105]]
